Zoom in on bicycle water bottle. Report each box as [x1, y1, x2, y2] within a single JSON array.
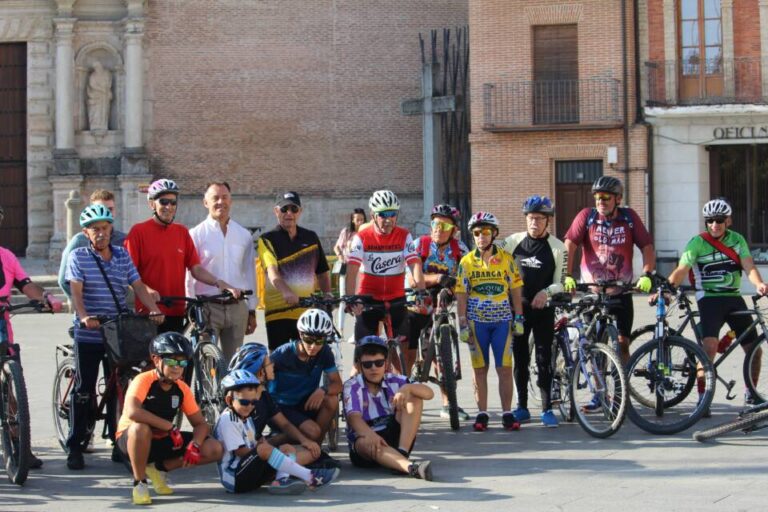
[[717, 330, 736, 354]]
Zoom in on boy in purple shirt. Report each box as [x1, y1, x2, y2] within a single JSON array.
[[342, 336, 434, 480]]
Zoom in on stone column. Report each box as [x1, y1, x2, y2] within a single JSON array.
[[48, 175, 84, 259], [53, 17, 80, 176], [721, 0, 735, 98], [118, 174, 153, 231], [760, 0, 768, 98], [124, 19, 144, 150], [662, 0, 677, 104]]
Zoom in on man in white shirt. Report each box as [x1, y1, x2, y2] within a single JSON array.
[[187, 182, 257, 360]]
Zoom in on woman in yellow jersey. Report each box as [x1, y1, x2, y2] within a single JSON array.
[[456, 212, 524, 432]]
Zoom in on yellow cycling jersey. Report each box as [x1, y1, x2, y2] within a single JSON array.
[[456, 245, 523, 323]]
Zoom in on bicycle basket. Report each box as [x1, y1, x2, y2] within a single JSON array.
[[101, 315, 156, 367]]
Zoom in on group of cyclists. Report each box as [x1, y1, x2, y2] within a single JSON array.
[[1, 172, 766, 503]]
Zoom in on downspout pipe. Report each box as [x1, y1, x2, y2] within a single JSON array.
[[622, 0, 631, 204], [633, 0, 655, 235]]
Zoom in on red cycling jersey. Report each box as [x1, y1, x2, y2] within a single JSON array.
[[347, 224, 419, 301]]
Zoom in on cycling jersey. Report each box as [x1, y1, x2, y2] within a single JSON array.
[[503, 232, 566, 302], [0, 246, 31, 343], [268, 340, 337, 406], [565, 207, 652, 285], [343, 372, 408, 443], [415, 235, 468, 277], [680, 230, 751, 300], [455, 245, 523, 322], [347, 224, 419, 301]]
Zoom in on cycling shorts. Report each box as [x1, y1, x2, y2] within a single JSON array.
[[117, 429, 194, 464], [698, 295, 757, 345], [467, 320, 512, 369]]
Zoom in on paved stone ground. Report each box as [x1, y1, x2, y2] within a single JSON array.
[[2, 300, 767, 511]]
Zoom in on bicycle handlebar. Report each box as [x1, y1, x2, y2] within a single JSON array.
[[157, 290, 253, 307], [0, 299, 50, 314]]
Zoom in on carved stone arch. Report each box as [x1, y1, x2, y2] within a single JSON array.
[[74, 41, 124, 132]]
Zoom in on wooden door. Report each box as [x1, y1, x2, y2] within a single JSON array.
[[0, 43, 27, 255], [533, 25, 579, 124], [679, 0, 723, 102]]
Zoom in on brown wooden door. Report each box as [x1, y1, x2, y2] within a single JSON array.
[[533, 25, 579, 124], [679, 0, 723, 102], [0, 43, 27, 255]]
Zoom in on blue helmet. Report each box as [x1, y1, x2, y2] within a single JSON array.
[[522, 195, 554, 216], [79, 204, 114, 227], [354, 335, 388, 362], [228, 342, 268, 374], [221, 369, 260, 393]]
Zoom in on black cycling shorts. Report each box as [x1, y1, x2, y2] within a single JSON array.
[[698, 295, 757, 345], [608, 293, 634, 338], [353, 299, 410, 342], [117, 430, 193, 464]]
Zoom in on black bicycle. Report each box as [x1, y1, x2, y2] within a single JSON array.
[[693, 398, 768, 442]]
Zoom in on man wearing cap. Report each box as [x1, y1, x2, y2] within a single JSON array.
[[186, 181, 258, 361], [257, 192, 332, 350]]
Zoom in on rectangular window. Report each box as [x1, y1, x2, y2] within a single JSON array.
[[533, 24, 578, 124], [678, 0, 723, 101]]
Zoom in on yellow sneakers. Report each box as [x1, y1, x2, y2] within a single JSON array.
[[132, 482, 152, 505], [145, 466, 174, 495]]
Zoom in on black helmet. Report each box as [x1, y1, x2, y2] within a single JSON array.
[[430, 204, 459, 225], [354, 335, 388, 362], [592, 176, 623, 196], [151, 332, 193, 359]]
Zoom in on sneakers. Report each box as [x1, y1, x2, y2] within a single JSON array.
[[132, 481, 152, 505], [502, 412, 521, 431], [408, 460, 433, 481], [473, 412, 489, 432], [512, 407, 531, 423], [309, 467, 340, 490], [541, 410, 559, 428], [28, 450, 43, 469], [268, 476, 307, 495], [67, 450, 85, 470], [440, 406, 470, 421], [582, 393, 602, 413], [145, 465, 174, 495], [306, 451, 342, 470]]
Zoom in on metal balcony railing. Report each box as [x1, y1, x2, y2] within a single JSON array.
[[646, 57, 766, 106], [482, 78, 622, 131]]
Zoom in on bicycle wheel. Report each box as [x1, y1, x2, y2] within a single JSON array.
[[626, 336, 714, 435], [629, 324, 686, 360], [0, 360, 30, 485], [693, 407, 768, 442], [526, 333, 541, 404], [52, 356, 76, 451], [743, 334, 768, 403], [551, 335, 574, 422], [319, 372, 340, 451], [438, 324, 460, 431], [194, 342, 227, 427], [570, 343, 627, 438], [387, 338, 406, 376]]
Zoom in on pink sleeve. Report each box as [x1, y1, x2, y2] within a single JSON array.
[[564, 208, 591, 244], [628, 209, 653, 249], [0, 249, 28, 296]]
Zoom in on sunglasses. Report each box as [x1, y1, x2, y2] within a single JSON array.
[[162, 357, 189, 368], [280, 205, 299, 214], [157, 198, 178, 206], [594, 193, 614, 202], [360, 359, 386, 369], [377, 210, 398, 219], [705, 217, 726, 225], [300, 335, 326, 346], [431, 219, 455, 232], [472, 227, 493, 237], [234, 398, 259, 407]]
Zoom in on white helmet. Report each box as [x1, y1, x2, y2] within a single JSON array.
[[147, 179, 180, 201], [369, 190, 400, 213], [467, 211, 499, 230], [702, 199, 732, 218], [296, 308, 334, 337]]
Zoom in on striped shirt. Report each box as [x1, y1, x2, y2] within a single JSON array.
[[65, 245, 140, 344], [342, 372, 408, 443]]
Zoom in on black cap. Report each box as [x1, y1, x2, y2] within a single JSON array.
[[276, 191, 301, 208]]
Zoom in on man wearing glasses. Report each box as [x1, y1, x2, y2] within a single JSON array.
[[125, 179, 240, 334], [667, 198, 768, 406], [257, 191, 332, 350], [563, 176, 655, 365]]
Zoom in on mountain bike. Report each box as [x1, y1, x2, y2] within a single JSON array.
[[159, 290, 252, 428], [0, 300, 50, 485], [625, 279, 715, 434], [693, 398, 768, 442]]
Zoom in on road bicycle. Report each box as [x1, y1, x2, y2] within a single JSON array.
[[625, 279, 715, 434], [693, 397, 768, 442], [159, 290, 252, 428], [1, 299, 50, 485]]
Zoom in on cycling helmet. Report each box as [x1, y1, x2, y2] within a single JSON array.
[[147, 179, 180, 201], [228, 342, 268, 374], [221, 369, 260, 393], [369, 190, 400, 213], [702, 198, 732, 218], [296, 308, 334, 338], [150, 332, 193, 359], [522, 195, 554, 216], [592, 176, 624, 196], [431, 204, 459, 225], [354, 335, 388, 362], [467, 211, 499, 231], [79, 204, 114, 227]]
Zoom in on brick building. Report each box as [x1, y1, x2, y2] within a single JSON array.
[[0, 0, 467, 259], [641, 0, 768, 276], [469, 1, 649, 246]]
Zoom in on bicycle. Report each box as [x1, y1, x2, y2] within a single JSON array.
[[158, 290, 252, 428], [409, 285, 463, 431], [693, 397, 768, 442], [625, 279, 716, 434], [0, 299, 50, 485]]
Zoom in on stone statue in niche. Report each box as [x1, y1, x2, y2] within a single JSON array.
[[86, 61, 112, 131]]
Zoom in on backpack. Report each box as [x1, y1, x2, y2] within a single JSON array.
[[418, 235, 461, 266]]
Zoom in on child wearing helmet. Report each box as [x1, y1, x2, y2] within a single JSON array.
[[456, 211, 525, 432], [342, 336, 435, 480], [214, 369, 339, 494], [114, 333, 223, 505]]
